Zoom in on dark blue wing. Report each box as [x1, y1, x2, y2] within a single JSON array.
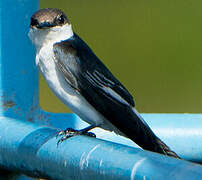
[[53, 33, 135, 107]]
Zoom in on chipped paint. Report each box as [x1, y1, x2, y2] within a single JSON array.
[[99, 159, 103, 167], [63, 160, 67, 167], [80, 152, 86, 170], [2, 100, 15, 110], [36, 112, 50, 124], [0, 91, 41, 122], [13, 105, 23, 117], [79, 144, 101, 170], [21, 69, 27, 75], [130, 158, 146, 180], [85, 144, 101, 167]]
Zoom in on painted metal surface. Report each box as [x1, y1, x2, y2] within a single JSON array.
[[0, 116, 202, 180], [1, 0, 202, 179], [0, 0, 39, 120], [45, 112, 202, 163], [0, 0, 41, 179]]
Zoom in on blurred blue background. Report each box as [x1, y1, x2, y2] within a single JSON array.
[[39, 0, 202, 113]]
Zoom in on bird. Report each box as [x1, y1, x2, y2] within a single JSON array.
[[28, 8, 179, 158]]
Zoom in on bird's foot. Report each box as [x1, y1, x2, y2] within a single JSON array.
[[56, 125, 96, 146]]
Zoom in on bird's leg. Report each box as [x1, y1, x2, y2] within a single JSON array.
[[56, 125, 96, 146]]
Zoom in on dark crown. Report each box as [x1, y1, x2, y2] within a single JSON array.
[[30, 8, 70, 29]]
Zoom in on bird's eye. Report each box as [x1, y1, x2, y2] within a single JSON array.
[[57, 15, 66, 25], [31, 17, 39, 27]]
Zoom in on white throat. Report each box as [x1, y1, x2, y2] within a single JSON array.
[[29, 24, 73, 66], [29, 24, 74, 50]]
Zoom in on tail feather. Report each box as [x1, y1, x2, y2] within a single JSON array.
[[116, 107, 180, 158], [156, 138, 180, 158], [129, 108, 180, 158]]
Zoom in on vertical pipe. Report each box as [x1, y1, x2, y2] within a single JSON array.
[[0, 0, 39, 120]]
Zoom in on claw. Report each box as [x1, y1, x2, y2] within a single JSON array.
[[57, 136, 70, 147], [83, 131, 96, 138], [56, 130, 65, 139], [57, 138, 62, 147], [56, 125, 96, 146]]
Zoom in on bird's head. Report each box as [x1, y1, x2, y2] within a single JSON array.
[[28, 8, 73, 48]]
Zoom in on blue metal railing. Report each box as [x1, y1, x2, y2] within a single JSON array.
[[1, 116, 202, 180], [1, 0, 202, 179]]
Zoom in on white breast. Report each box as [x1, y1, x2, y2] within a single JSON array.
[[38, 44, 106, 126]]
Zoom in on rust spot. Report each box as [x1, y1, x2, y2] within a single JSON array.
[[30, 106, 35, 112], [2, 100, 15, 110], [36, 113, 50, 124], [22, 69, 27, 75], [27, 117, 33, 122], [30, 105, 38, 113], [26, 105, 38, 122], [37, 114, 43, 120]]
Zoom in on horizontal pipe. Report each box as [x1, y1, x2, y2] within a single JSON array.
[[42, 111, 202, 163], [0, 116, 202, 180]]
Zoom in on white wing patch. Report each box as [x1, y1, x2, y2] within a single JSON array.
[[102, 86, 129, 106]]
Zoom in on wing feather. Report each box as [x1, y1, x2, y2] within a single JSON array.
[[53, 34, 135, 107]]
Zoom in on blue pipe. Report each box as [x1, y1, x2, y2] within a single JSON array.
[[44, 112, 202, 163], [0, 116, 202, 180], [0, 0, 39, 120]]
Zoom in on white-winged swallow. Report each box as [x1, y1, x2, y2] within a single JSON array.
[[29, 8, 179, 158]]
